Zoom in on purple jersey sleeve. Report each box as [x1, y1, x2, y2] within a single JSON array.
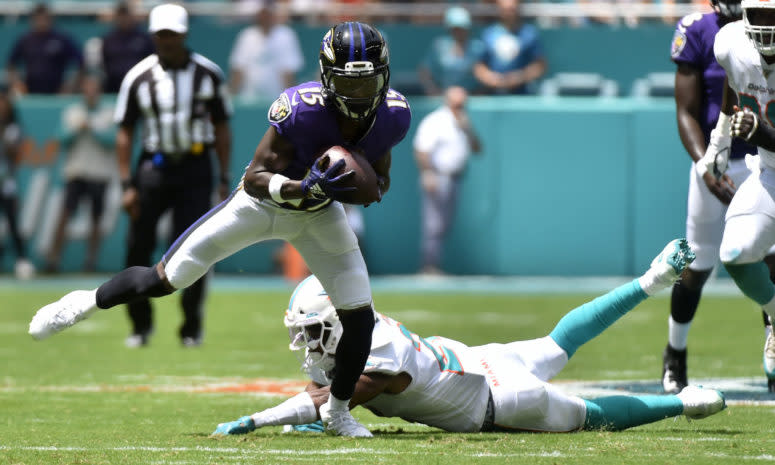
[[671, 13, 708, 66], [669, 13, 755, 159]]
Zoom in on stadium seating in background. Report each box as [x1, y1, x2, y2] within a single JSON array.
[[390, 70, 426, 96], [538, 72, 618, 97], [630, 72, 675, 98]]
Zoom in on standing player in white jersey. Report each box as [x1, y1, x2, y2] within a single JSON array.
[[213, 239, 726, 436], [699, 0, 775, 391], [661, 0, 775, 395]]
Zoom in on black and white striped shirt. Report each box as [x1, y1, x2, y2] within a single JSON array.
[[114, 52, 232, 156]]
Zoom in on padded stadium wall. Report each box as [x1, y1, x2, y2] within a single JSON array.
[[6, 96, 687, 276]]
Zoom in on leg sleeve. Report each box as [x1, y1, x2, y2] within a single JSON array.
[[583, 395, 683, 431], [549, 279, 647, 358]]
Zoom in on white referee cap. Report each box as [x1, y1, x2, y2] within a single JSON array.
[[148, 3, 188, 34]]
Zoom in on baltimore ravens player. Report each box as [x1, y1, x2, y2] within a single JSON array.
[[28, 22, 411, 438], [697, 0, 775, 392], [213, 239, 726, 436], [662, 0, 775, 394]]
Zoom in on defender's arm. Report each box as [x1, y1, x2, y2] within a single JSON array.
[[212, 372, 409, 435]]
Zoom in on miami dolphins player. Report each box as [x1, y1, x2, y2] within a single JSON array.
[[698, 0, 775, 392], [214, 239, 726, 436], [28, 21, 411, 437], [662, 0, 775, 394]]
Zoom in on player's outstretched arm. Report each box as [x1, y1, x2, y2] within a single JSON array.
[[212, 373, 400, 436]]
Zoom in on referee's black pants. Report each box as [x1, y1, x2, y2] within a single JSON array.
[[0, 191, 26, 259], [125, 152, 213, 341]]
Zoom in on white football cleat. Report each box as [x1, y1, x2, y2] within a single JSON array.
[[763, 326, 775, 391], [29, 289, 98, 340], [639, 239, 696, 295], [319, 401, 373, 438], [677, 385, 726, 420]]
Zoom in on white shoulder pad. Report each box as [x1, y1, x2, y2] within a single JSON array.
[[363, 317, 404, 375], [364, 347, 403, 375], [714, 21, 744, 71]]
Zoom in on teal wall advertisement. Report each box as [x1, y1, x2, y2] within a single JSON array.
[[2, 96, 690, 276]]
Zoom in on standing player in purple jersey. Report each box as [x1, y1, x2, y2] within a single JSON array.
[[27, 21, 411, 437], [662, 0, 775, 393]]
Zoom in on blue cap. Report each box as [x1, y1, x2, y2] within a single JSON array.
[[444, 6, 471, 29]]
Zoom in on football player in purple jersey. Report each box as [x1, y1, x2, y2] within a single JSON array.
[[28, 21, 411, 437], [662, 0, 775, 393]]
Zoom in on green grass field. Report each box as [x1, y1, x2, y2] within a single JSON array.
[[2, 278, 774, 464]]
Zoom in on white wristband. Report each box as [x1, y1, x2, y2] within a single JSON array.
[[250, 392, 318, 427], [695, 159, 708, 177], [717, 111, 731, 135], [268, 174, 290, 203]]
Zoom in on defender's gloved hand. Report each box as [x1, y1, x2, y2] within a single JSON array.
[[282, 420, 325, 433], [212, 415, 256, 436]]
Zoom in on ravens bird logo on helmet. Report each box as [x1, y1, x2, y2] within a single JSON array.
[[318, 22, 390, 121]]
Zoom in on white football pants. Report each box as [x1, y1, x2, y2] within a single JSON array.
[[472, 336, 587, 432], [721, 158, 775, 265], [162, 188, 372, 309], [686, 158, 753, 270]]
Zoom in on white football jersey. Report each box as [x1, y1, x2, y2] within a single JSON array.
[[358, 313, 491, 432], [715, 21, 775, 169]]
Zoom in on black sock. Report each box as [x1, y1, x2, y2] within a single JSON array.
[[330, 308, 375, 401], [96, 266, 173, 309], [670, 280, 703, 324]]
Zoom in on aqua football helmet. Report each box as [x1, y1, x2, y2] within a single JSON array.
[[743, 0, 775, 56], [283, 276, 342, 373], [319, 21, 390, 121]]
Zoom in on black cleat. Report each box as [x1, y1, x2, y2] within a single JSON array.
[[662, 344, 688, 394]]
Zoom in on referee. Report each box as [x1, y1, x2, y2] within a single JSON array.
[[114, 3, 232, 348]]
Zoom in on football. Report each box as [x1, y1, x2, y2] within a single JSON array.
[[319, 146, 380, 205]]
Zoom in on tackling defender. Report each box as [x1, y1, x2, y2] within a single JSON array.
[[697, 0, 775, 391], [213, 239, 726, 436], [28, 21, 411, 437]]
